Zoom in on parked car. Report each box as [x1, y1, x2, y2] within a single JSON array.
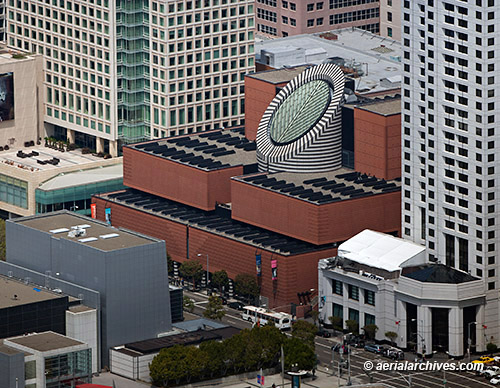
[[383, 347, 405, 360], [364, 343, 385, 354], [490, 376, 500, 385], [316, 327, 332, 338], [483, 366, 500, 378], [344, 334, 365, 348], [473, 356, 495, 364], [228, 301, 245, 311]]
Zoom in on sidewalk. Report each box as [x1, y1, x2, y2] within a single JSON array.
[[216, 367, 350, 388]]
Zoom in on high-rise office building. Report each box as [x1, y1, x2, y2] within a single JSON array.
[[402, 0, 499, 336], [380, 0, 401, 40], [6, 0, 255, 155], [255, 0, 380, 37]]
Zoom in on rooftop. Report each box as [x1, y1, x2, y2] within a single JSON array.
[[122, 327, 241, 355], [6, 331, 85, 352], [357, 98, 401, 116], [234, 169, 401, 205], [98, 188, 337, 256], [0, 275, 66, 309], [402, 264, 478, 284], [246, 65, 309, 84], [13, 211, 159, 251], [129, 127, 257, 172], [337, 230, 426, 272], [0, 340, 29, 356], [256, 28, 401, 94], [38, 164, 123, 192], [0, 146, 108, 173]]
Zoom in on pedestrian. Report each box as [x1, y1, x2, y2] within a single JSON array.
[[272, 384, 276, 388]]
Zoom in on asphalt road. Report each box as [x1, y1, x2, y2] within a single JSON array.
[[184, 290, 495, 388]]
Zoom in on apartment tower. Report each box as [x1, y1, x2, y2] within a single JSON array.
[[6, 0, 255, 155], [256, 0, 380, 37], [402, 0, 499, 338]]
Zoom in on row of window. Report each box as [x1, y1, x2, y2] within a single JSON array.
[[160, 0, 247, 13], [46, 108, 111, 134], [332, 303, 376, 326], [333, 279, 375, 305], [331, 7, 379, 24], [330, 0, 378, 9], [158, 5, 253, 26]]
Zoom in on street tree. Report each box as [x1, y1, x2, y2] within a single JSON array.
[[291, 320, 317, 351], [179, 260, 203, 288], [234, 273, 259, 302], [203, 295, 226, 320], [328, 316, 343, 332], [345, 319, 359, 335], [310, 310, 320, 326], [385, 331, 398, 346], [363, 324, 378, 340], [283, 337, 316, 371], [183, 296, 195, 313], [211, 270, 229, 292]]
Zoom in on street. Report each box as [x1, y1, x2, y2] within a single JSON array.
[[184, 289, 496, 388]]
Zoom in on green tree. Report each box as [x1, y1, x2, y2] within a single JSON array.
[[291, 320, 317, 351], [385, 331, 398, 346], [203, 295, 226, 320], [180, 260, 203, 289], [224, 329, 248, 374], [234, 273, 259, 302], [0, 219, 5, 261], [167, 252, 174, 275], [199, 340, 227, 377], [363, 324, 378, 340], [487, 342, 498, 355], [283, 337, 316, 371], [211, 270, 229, 292], [345, 319, 359, 335], [183, 296, 195, 313], [310, 310, 320, 326], [328, 316, 343, 331]]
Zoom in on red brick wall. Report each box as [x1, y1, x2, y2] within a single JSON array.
[[92, 195, 337, 307], [244, 76, 289, 141], [231, 180, 401, 245], [354, 108, 401, 180], [123, 146, 243, 211]]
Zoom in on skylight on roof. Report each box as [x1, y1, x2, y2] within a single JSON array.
[[78, 237, 98, 243], [49, 228, 70, 234], [72, 224, 91, 229], [100, 233, 119, 239]]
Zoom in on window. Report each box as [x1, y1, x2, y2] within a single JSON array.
[[348, 284, 359, 301], [333, 303, 343, 319], [365, 290, 375, 306], [365, 313, 376, 326], [349, 308, 359, 323], [333, 279, 343, 295]]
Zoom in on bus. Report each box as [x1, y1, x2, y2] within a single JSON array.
[[241, 306, 292, 330]]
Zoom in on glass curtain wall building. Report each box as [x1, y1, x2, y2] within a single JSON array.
[[6, 0, 255, 155]]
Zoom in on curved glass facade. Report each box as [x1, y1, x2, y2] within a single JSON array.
[[269, 80, 331, 145]]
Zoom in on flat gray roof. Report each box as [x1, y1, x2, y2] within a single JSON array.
[[0, 340, 30, 356], [246, 65, 309, 84], [358, 98, 401, 116], [13, 211, 160, 251], [0, 146, 108, 173], [256, 28, 401, 94], [7, 332, 84, 352], [38, 163, 123, 191], [0, 275, 65, 309]]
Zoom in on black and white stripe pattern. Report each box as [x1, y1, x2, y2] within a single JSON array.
[[256, 64, 345, 173]]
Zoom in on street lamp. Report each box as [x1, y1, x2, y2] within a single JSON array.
[[467, 321, 477, 362], [411, 319, 426, 358], [197, 253, 209, 294]]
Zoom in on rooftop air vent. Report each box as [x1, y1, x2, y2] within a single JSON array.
[[78, 237, 98, 243], [99, 233, 119, 239], [49, 228, 70, 234]]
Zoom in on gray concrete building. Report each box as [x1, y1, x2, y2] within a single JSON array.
[[6, 211, 172, 368]]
